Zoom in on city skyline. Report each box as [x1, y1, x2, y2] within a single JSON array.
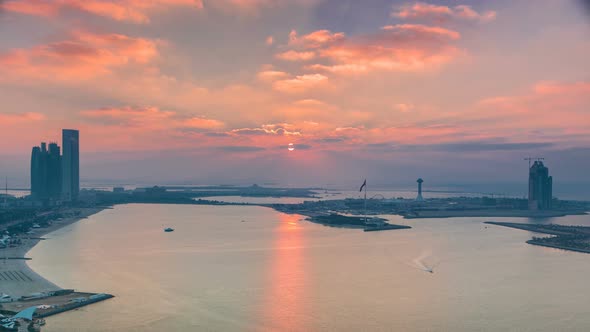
[[1, 0, 589, 186], [29, 129, 79, 203]]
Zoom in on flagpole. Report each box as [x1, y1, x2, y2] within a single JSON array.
[[364, 180, 367, 223]]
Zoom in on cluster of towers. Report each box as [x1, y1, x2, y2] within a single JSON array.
[[31, 129, 79, 203]]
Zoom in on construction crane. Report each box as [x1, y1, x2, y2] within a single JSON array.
[[524, 157, 545, 169]]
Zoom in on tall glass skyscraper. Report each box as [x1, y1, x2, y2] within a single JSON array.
[[62, 129, 80, 201], [30, 142, 61, 201]]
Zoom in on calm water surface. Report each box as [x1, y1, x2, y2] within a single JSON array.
[[29, 204, 590, 331]]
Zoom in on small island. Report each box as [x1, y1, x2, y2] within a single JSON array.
[[305, 213, 411, 232], [485, 222, 590, 254]]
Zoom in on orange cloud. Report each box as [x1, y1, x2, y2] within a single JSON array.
[[381, 24, 460, 40], [2, 0, 202, 24], [393, 2, 496, 23], [289, 29, 346, 48], [81, 106, 226, 130], [303, 24, 462, 74], [80, 106, 175, 128], [272, 73, 329, 93], [0, 112, 46, 124], [183, 117, 225, 129], [257, 70, 289, 82], [276, 50, 316, 61], [0, 30, 159, 82]]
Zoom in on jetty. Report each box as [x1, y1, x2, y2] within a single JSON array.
[[485, 221, 590, 254]]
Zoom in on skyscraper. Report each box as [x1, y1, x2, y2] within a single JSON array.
[[30, 142, 62, 201], [62, 129, 80, 202], [47, 143, 62, 199], [528, 161, 553, 210], [30, 146, 42, 199]]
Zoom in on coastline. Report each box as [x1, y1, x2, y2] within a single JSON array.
[[1, 207, 108, 298], [402, 209, 587, 219]]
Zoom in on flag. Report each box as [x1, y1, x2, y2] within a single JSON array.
[[359, 179, 366, 192]]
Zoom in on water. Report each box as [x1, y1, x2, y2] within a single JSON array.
[[29, 204, 590, 331]]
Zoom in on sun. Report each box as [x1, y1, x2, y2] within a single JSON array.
[[288, 143, 295, 151]]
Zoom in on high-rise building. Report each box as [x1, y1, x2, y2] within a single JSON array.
[[30, 142, 62, 201], [528, 161, 552, 210], [30, 146, 42, 199], [47, 143, 62, 199], [62, 129, 80, 202]]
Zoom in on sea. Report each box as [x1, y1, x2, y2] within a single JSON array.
[[28, 199, 590, 331]]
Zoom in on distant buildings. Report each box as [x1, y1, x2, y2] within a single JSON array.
[[62, 129, 80, 202], [528, 161, 552, 210], [30, 142, 62, 201], [30, 129, 79, 203], [416, 178, 424, 201]]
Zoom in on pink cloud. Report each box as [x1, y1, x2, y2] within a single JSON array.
[[393, 2, 497, 23], [272, 73, 329, 93], [275, 50, 316, 61], [183, 117, 225, 129], [303, 24, 462, 74], [0, 112, 46, 124], [0, 30, 159, 82], [257, 70, 289, 82], [475, 81, 590, 142], [81, 106, 225, 130], [289, 29, 346, 48], [80, 106, 175, 128], [2, 0, 202, 24]]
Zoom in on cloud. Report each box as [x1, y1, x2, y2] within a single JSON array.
[[364, 140, 555, 153], [392, 2, 496, 23], [81, 106, 224, 131], [381, 24, 460, 39], [394, 103, 415, 112], [80, 106, 175, 127], [404, 142, 554, 152], [2, 0, 203, 23], [273, 73, 329, 93], [473, 81, 590, 143], [216, 145, 266, 152], [0, 112, 46, 124], [183, 117, 225, 129], [204, 132, 231, 137], [289, 29, 346, 48], [0, 30, 159, 82], [303, 24, 462, 74], [257, 70, 289, 82], [275, 50, 316, 61], [231, 123, 302, 136], [294, 143, 312, 150]]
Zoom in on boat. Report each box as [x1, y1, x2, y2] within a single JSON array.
[[164, 228, 174, 232]]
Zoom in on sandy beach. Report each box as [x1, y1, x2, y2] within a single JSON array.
[[0, 207, 107, 298]]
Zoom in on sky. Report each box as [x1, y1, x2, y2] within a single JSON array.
[[0, 0, 589, 192]]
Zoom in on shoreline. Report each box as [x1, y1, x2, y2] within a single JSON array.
[[402, 209, 587, 219], [1, 206, 108, 298]]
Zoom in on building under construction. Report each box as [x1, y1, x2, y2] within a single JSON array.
[[528, 160, 553, 210]]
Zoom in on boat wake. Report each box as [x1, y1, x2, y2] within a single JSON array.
[[409, 252, 439, 274]]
